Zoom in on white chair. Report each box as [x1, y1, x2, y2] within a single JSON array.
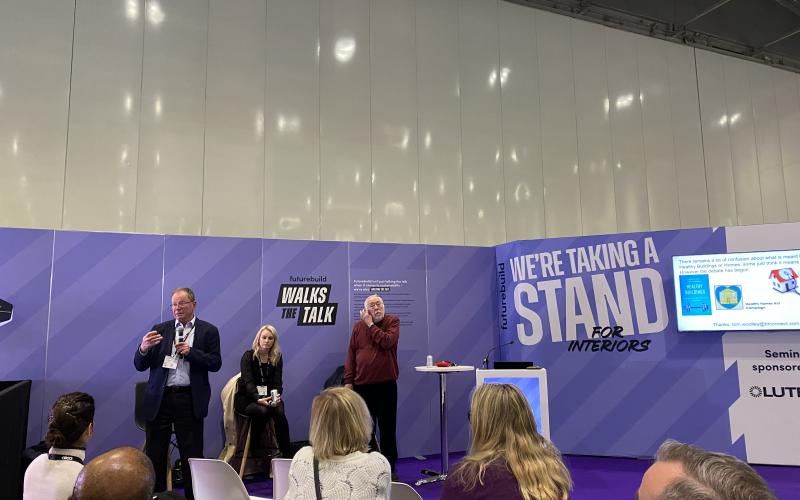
[[390, 481, 423, 500], [271, 458, 293, 500], [188, 458, 270, 500]]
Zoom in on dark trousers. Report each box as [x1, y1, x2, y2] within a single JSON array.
[[145, 390, 204, 500], [240, 401, 292, 458], [354, 380, 397, 471]]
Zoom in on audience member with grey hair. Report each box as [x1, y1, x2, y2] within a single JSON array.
[[637, 439, 776, 500], [70, 447, 155, 500]]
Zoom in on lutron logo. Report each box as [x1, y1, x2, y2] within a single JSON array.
[[749, 385, 800, 398]]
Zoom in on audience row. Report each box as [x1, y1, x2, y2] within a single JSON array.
[[23, 383, 777, 500]]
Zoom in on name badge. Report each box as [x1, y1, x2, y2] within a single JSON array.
[[162, 356, 178, 369], [257, 386, 269, 396]]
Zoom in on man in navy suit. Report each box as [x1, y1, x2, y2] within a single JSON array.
[[134, 287, 221, 500]]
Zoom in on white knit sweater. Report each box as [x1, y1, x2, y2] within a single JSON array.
[[284, 446, 391, 500]]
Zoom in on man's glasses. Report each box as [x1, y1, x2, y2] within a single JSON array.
[[171, 301, 194, 308]]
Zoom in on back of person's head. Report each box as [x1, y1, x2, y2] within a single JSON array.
[[45, 392, 95, 448], [456, 383, 571, 500], [309, 387, 372, 461], [639, 439, 776, 500], [71, 447, 155, 500]]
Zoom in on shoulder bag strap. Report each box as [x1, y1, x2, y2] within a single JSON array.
[[313, 457, 322, 500]]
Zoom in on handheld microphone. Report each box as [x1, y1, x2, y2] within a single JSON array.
[[176, 325, 185, 357], [482, 340, 515, 369]]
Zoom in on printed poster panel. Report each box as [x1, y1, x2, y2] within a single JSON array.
[[495, 228, 744, 458]]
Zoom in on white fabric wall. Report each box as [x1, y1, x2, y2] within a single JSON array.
[[1, 0, 799, 246]]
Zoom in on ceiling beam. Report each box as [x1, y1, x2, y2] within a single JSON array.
[[774, 0, 800, 17], [754, 27, 800, 56], [682, 0, 733, 26], [506, 0, 800, 73]]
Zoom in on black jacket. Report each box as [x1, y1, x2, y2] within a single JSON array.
[[234, 349, 283, 413], [133, 318, 222, 420]]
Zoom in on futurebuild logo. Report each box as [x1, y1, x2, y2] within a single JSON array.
[[749, 385, 800, 398], [0, 298, 13, 327]]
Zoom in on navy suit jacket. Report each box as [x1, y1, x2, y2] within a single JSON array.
[[133, 318, 222, 421]]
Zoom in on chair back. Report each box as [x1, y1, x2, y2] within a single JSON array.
[[271, 458, 293, 500], [134, 381, 148, 431], [188, 458, 251, 500], [391, 481, 423, 500]]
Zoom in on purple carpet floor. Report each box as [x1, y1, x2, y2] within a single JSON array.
[[243, 452, 800, 499]]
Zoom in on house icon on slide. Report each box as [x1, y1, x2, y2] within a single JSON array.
[[769, 268, 798, 293]]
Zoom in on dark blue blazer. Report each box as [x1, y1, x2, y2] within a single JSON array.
[[133, 318, 222, 421]]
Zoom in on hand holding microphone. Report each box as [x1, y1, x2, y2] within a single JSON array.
[[175, 325, 190, 357]]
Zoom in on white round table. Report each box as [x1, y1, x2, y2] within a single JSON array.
[[413, 365, 475, 485]]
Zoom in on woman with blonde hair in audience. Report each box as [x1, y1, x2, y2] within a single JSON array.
[[285, 387, 390, 500], [24, 391, 95, 500], [442, 383, 572, 500]]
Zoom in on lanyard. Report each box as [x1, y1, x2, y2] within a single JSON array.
[[48, 453, 84, 464], [258, 361, 269, 384]]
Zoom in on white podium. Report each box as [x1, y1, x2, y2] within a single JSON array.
[[414, 365, 475, 485], [475, 368, 550, 441]]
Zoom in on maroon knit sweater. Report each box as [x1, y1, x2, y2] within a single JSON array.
[[343, 314, 400, 385]]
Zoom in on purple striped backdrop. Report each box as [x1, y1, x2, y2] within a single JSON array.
[[261, 239, 351, 444], [349, 242, 434, 456], [0, 228, 54, 445], [425, 245, 497, 454], [1, 228, 495, 461], [162, 235, 263, 455], [46, 231, 164, 456]]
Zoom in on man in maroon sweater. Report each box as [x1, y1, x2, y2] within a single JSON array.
[[344, 294, 400, 477]]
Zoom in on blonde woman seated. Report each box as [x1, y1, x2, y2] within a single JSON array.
[[234, 324, 291, 458], [285, 387, 391, 500], [442, 383, 572, 500]]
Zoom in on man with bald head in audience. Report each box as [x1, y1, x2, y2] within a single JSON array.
[[71, 447, 155, 500], [637, 439, 776, 500]]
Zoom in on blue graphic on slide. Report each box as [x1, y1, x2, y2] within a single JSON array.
[[679, 274, 711, 315], [715, 285, 743, 310]]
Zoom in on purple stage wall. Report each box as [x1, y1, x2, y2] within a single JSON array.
[[45, 231, 164, 453], [426, 245, 497, 453], [349, 242, 436, 456], [261, 239, 351, 446], [0, 228, 54, 444], [0, 228, 494, 460]]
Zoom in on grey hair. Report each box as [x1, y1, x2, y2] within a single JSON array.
[[363, 294, 383, 309], [172, 287, 196, 302], [655, 440, 776, 500]]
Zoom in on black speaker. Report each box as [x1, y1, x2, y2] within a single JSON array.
[[0, 380, 31, 500]]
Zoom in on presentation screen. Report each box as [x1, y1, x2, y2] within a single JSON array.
[[673, 249, 800, 331], [475, 369, 549, 440]]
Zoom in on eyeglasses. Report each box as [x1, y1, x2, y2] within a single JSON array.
[[171, 301, 194, 308]]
